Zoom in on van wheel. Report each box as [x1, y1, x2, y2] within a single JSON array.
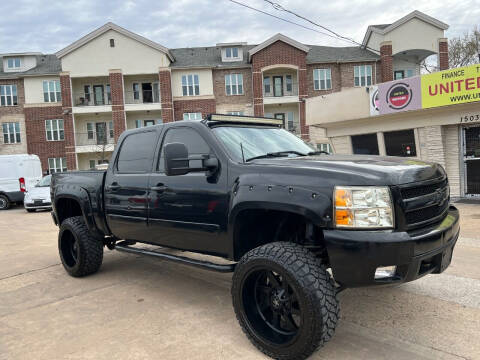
[[232, 242, 339, 360], [26, 209, 36, 213], [0, 195, 10, 210], [58, 216, 103, 277]]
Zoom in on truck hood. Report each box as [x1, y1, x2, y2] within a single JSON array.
[[250, 155, 445, 185]]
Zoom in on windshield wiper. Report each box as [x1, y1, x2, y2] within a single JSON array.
[[307, 151, 330, 155], [246, 150, 306, 162]]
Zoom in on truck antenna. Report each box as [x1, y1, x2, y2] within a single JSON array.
[[240, 143, 246, 163]]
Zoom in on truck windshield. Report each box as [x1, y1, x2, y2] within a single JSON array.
[[212, 126, 315, 162], [36, 175, 51, 187]]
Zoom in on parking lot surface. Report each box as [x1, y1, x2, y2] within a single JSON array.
[[1, 203, 480, 360]]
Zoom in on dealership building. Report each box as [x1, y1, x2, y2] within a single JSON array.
[[306, 63, 480, 199]]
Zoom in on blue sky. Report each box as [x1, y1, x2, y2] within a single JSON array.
[[0, 0, 477, 54]]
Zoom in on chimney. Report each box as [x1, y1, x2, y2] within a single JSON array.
[[380, 41, 393, 82], [438, 38, 449, 71]]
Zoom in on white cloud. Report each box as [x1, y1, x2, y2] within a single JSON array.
[[0, 0, 477, 53]]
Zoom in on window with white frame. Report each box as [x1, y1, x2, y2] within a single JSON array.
[[313, 69, 332, 90], [87, 122, 94, 140], [183, 112, 202, 121], [182, 75, 200, 96], [0, 85, 18, 106], [108, 121, 114, 138], [227, 111, 244, 115], [286, 75, 293, 93], [317, 143, 333, 154], [225, 47, 239, 59], [7, 58, 21, 69], [45, 119, 64, 141], [48, 157, 67, 173], [43, 80, 61, 102], [2, 122, 21, 144], [286, 112, 294, 131], [354, 65, 372, 86], [263, 77, 271, 94], [133, 83, 140, 100], [225, 74, 243, 95]]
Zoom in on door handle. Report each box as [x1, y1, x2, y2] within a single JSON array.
[[106, 183, 121, 191], [150, 184, 168, 192]]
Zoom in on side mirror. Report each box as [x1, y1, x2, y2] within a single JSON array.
[[164, 142, 189, 176]]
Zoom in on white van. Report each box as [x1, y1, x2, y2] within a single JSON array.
[[0, 154, 43, 210]]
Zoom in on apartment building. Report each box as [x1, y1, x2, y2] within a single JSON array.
[[0, 10, 451, 175]]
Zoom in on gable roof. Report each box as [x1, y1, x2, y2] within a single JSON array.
[[306, 46, 379, 63], [0, 54, 61, 79], [362, 10, 449, 46], [170, 45, 254, 68], [248, 33, 310, 61], [56, 22, 174, 61]]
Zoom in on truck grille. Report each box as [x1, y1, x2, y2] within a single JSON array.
[[400, 177, 450, 229]]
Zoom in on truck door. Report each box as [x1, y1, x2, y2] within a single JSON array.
[[147, 126, 229, 256], [104, 129, 158, 241]]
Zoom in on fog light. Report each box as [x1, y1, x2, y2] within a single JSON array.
[[375, 266, 397, 279]]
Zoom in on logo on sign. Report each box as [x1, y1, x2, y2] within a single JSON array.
[[386, 83, 413, 110], [371, 88, 379, 112]]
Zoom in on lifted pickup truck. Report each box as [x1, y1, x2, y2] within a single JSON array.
[[51, 114, 459, 360]]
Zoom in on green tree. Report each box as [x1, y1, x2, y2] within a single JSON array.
[[448, 26, 479, 68]]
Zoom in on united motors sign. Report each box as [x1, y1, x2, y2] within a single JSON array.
[[369, 63, 480, 116]]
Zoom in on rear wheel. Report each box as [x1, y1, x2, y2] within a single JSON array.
[[232, 242, 339, 360], [26, 209, 35, 213], [0, 195, 10, 210], [58, 216, 103, 277]]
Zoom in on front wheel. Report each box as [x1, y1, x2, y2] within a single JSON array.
[[232, 242, 339, 360], [58, 216, 103, 277]]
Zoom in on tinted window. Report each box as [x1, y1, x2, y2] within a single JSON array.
[[351, 133, 379, 155], [117, 131, 157, 172], [384, 129, 416, 157], [158, 127, 210, 171]]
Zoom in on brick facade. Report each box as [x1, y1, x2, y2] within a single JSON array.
[[306, 63, 341, 97], [380, 41, 393, 82], [251, 40, 309, 138], [159, 68, 174, 123], [173, 98, 216, 121], [24, 105, 65, 172], [59, 72, 76, 170], [109, 70, 126, 140], [213, 67, 253, 115], [438, 38, 449, 71], [0, 78, 27, 154]]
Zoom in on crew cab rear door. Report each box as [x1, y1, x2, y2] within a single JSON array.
[[104, 129, 159, 241], [146, 125, 229, 256]]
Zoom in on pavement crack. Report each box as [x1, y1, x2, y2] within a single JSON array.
[[0, 263, 60, 281]]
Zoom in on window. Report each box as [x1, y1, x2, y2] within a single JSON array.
[[286, 75, 293, 93], [158, 127, 211, 171], [384, 129, 416, 157], [227, 111, 244, 115], [351, 133, 379, 155], [317, 143, 333, 154], [116, 131, 157, 173], [313, 69, 332, 90], [182, 74, 199, 96], [84, 85, 91, 103], [7, 58, 20, 69], [286, 112, 294, 131], [0, 85, 18, 106], [106, 84, 111, 104], [225, 74, 243, 95], [89, 160, 96, 169], [135, 119, 159, 128], [42, 80, 61, 103], [394, 70, 404, 80], [2, 122, 21, 144], [263, 77, 271, 94], [48, 157, 67, 173], [354, 65, 372, 86], [133, 83, 140, 100], [108, 121, 114, 138], [45, 119, 64, 141], [406, 69, 414, 78], [87, 123, 94, 140], [225, 47, 239, 58], [183, 112, 202, 121], [110, 39, 115, 47]]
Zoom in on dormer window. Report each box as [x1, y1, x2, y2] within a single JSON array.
[[226, 47, 239, 59], [7, 58, 21, 69]]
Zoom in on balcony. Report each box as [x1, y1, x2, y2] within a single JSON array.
[[262, 72, 299, 105], [72, 91, 112, 114], [124, 89, 161, 112], [75, 132, 115, 154]]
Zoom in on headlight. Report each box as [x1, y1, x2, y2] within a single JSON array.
[[334, 186, 394, 229]]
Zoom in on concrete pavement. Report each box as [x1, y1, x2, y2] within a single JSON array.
[[0, 203, 479, 360]]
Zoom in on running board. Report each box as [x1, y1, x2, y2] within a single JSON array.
[[115, 241, 236, 273]]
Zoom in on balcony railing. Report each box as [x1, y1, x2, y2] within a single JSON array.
[[124, 90, 160, 105], [75, 132, 115, 147], [73, 92, 112, 107], [263, 82, 299, 97]]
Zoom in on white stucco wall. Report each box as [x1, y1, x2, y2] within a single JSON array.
[[24, 76, 61, 104], [61, 29, 170, 77], [171, 69, 213, 97], [2, 55, 37, 73]]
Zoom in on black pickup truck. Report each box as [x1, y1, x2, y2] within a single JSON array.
[[51, 114, 459, 360]]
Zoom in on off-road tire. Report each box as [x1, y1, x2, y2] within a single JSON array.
[[58, 216, 103, 277], [0, 195, 10, 210], [232, 242, 339, 360]]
